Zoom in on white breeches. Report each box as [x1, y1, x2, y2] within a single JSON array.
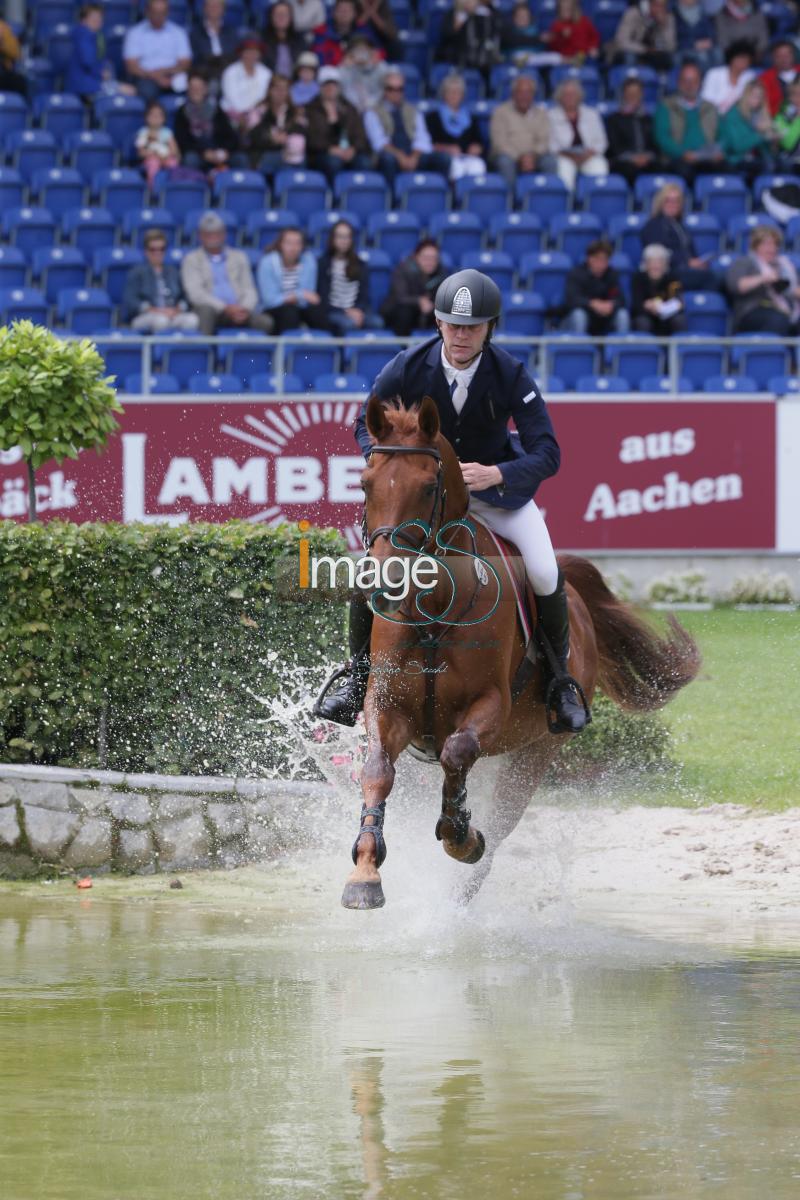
[[468, 496, 560, 596]]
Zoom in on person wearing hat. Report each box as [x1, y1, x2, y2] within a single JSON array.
[[292, 51, 321, 106], [305, 64, 370, 179], [181, 211, 274, 334], [313, 268, 589, 735], [221, 36, 272, 134]]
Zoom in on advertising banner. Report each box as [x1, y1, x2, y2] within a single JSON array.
[[0, 395, 776, 551]]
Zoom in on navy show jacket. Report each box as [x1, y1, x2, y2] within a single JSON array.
[[353, 336, 560, 510]]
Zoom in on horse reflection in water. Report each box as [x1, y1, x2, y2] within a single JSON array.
[[341, 396, 700, 910]]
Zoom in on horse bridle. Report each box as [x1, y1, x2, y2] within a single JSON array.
[[361, 445, 447, 553]]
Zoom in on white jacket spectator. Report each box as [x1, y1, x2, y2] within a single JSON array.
[[548, 79, 608, 189], [287, 0, 326, 33], [221, 38, 272, 132], [701, 53, 756, 116]]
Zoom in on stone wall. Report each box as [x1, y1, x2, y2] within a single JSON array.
[[0, 765, 321, 879]]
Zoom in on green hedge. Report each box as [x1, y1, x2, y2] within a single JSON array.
[[0, 520, 345, 775]]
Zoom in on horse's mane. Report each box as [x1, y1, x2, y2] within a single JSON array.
[[375, 397, 424, 439]]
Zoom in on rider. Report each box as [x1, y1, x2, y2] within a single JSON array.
[[313, 267, 589, 734]]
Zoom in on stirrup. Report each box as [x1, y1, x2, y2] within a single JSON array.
[[311, 662, 352, 717], [544, 674, 592, 735], [351, 802, 387, 868]]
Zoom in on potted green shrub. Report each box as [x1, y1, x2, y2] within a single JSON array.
[[727, 571, 796, 611], [646, 570, 712, 611]]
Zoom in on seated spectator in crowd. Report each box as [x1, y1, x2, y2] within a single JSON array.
[[489, 74, 553, 188], [715, 0, 768, 64], [654, 61, 724, 182], [632, 244, 685, 336], [607, 0, 676, 72], [775, 80, 800, 168], [726, 224, 800, 335], [136, 101, 180, 189], [641, 182, 718, 291], [605, 76, 660, 184], [305, 66, 370, 179], [247, 74, 307, 174], [437, 0, 503, 80], [313, 0, 368, 67], [315, 220, 383, 334], [182, 210, 274, 334], [287, 0, 326, 36], [701, 40, 756, 115], [380, 238, 447, 336], [221, 37, 271, 136], [760, 41, 800, 117], [292, 51, 321, 105], [122, 228, 199, 332], [190, 0, 238, 79], [674, 0, 716, 69], [357, 0, 398, 56], [339, 35, 389, 112], [719, 79, 779, 176], [257, 226, 322, 333], [549, 79, 609, 190], [263, 1, 305, 76], [363, 71, 451, 184], [427, 74, 487, 181], [67, 4, 137, 102], [175, 70, 243, 173], [540, 0, 600, 64], [562, 239, 629, 336], [123, 0, 192, 103], [501, 3, 544, 69], [0, 18, 25, 96]]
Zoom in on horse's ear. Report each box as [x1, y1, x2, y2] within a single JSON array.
[[418, 395, 440, 442], [365, 394, 390, 441]]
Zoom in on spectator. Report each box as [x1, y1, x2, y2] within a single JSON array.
[[313, 0, 367, 67], [437, 0, 503, 80], [257, 226, 322, 332], [263, 1, 306, 76], [247, 74, 307, 174], [221, 37, 271, 135], [305, 66, 370, 179], [174, 70, 243, 173], [632, 244, 685, 336], [427, 73, 487, 181], [701, 40, 756, 115], [760, 41, 800, 118], [136, 100, 180, 189], [726, 225, 800, 335], [356, 0, 398, 56], [123, 0, 192, 103], [719, 79, 779, 176], [489, 74, 553, 189], [501, 3, 545, 70], [287, 0, 326, 36], [190, 0, 238, 78], [292, 51, 321, 106], [67, 4, 133, 101], [549, 79, 609, 190], [380, 238, 447, 336], [0, 18, 25, 97], [363, 70, 451, 184], [540, 0, 599, 64], [775, 79, 800, 168], [640, 182, 717, 291], [339, 35, 388, 112], [654, 61, 723, 182], [182, 210, 274, 334], [122, 228, 199, 331], [605, 76, 660, 184], [674, 0, 717, 69], [715, 0, 768, 63], [316, 220, 383, 334], [607, 0, 676, 72], [561, 239, 629, 336]]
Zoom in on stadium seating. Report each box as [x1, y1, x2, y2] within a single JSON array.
[[93, 169, 147, 219], [2, 207, 57, 257], [191, 373, 243, 394], [62, 207, 117, 255], [0, 247, 28, 290], [213, 170, 267, 220], [367, 211, 421, 260], [316, 373, 370, 393], [0, 286, 49, 325], [56, 287, 114, 334], [334, 171, 391, 223], [489, 213, 543, 257], [32, 247, 89, 304], [429, 212, 483, 260]]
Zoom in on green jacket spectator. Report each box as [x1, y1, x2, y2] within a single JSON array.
[[653, 62, 721, 181], [719, 81, 776, 165], [775, 81, 800, 154]]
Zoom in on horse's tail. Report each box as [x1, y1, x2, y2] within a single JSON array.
[[560, 553, 701, 713]]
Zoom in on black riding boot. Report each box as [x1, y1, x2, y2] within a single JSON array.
[[312, 597, 374, 726], [535, 571, 591, 734]]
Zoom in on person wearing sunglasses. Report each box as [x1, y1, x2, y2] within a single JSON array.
[[363, 69, 451, 183], [122, 228, 199, 332]]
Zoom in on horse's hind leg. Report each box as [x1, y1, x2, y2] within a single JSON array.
[[436, 691, 504, 866]]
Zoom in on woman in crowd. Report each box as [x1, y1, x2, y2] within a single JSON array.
[[262, 1, 305, 77], [640, 183, 717, 291], [548, 78, 608, 190], [425, 73, 487, 181], [305, 65, 370, 180], [174, 70, 242, 174], [221, 37, 271, 136], [719, 79, 779, 176], [701, 39, 755, 115], [607, 0, 676, 71], [540, 0, 600, 63], [631, 244, 686, 336], [726, 224, 800, 335], [315, 220, 383, 334], [437, 0, 503, 80], [257, 226, 323, 332], [380, 238, 447, 336], [501, 3, 544, 69], [287, 0, 325, 35], [247, 74, 307, 174]]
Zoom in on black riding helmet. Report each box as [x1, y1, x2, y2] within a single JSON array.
[[434, 268, 502, 326]]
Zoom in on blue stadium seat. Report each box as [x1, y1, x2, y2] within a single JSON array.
[[551, 64, 601, 105], [65, 131, 115, 182], [0, 92, 28, 138], [212, 169, 267, 220], [0, 286, 49, 325], [489, 65, 541, 101], [695, 174, 749, 223], [30, 167, 85, 215], [516, 174, 570, 221], [274, 169, 328, 222], [576, 173, 629, 220], [576, 375, 631, 393], [633, 173, 685, 213], [5, 130, 58, 182], [0, 247, 28, 290], [1, 207, 57, 258], [62, 207, 117, 255], [0, 166, 24, 211], [785, 217, 800, 250], [460, 250, 515, 292], [768, 375, 800, 396], [367, 211, 421, 260], [396, 29, 427, 74], [429, 212, 483, 260], [42, 23, 75, 74], [93, 168, 147, 219], [334, 171, 390, 223], [122, 207, 178, 247], [157, 177, 210, 222], [191, 373, 243, 394], [244, 208, 301, 247], [547, 339, 598, 389], [489, 212, 543, 257], [56, 287, 114, 333], [221, 329, 273, 378], [32, 247, 88, 304], [730, 337, 789, 390], [518, 251, 572, 308], [346, 330, 395, 380], [159, 336, 212, 385], [33, 93, 85, 139], [94, 94, 146, 149], [472, 99, 496, 146], [611, 338, 664, 384], [549, 212, 603, 260], [307, 209, 362, 251], [727, 212, 780, 254], [34, 2, 74, 39], [124, 372, 181, 394], [678, 342, 726, 390], [753, 173, 795, 208], [284, 329, 339, 387], [494, 339, 536, 370], [538, 374, 565, 393], [609, 212, 647, 260], [249, 372, 304, 393], [684, 213, 722, 259], [703, 375, 758, 394], [395, 172, 449, 222], [454, 174, 510, 221], [95, 331, 144, 383], [93, 246, 144, 306], [500, 290, 545, 336], [593, 0, 627, 43], [683, 291, 728, 336], [316, 373, 370, 392], [182, 207, 238, 243], [358, 248, 392, 312], [638, 375, 694, 394]]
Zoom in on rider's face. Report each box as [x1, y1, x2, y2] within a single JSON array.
[[438, 319, 488, 367]]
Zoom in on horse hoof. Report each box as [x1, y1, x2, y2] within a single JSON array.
[[443, 828, 486, 865], [341, 880, 386, 910]]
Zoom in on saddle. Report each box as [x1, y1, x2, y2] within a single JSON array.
[[473, 522, 540, 703]]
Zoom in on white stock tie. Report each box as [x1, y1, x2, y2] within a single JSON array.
[[450, 375, 469, 414]]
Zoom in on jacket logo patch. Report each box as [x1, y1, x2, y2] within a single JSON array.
[[521, 390, 536, 404], [452, 286, 473, 316]]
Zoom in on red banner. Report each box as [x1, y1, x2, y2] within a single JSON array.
[[2, 396, 776, 550]]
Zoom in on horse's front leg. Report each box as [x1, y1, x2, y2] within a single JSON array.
[[341, 708, 412, 910], [436, 688, 505, 865]]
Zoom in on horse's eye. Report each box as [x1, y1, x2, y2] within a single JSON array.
[[423, 483, 437, 496]]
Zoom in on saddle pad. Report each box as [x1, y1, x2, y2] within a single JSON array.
[[470, 519, 534, 645]]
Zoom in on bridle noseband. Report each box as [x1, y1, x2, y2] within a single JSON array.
[[362, 444, 447, 553]]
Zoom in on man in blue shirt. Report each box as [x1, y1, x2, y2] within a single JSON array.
[[123, 0, 192, 103]]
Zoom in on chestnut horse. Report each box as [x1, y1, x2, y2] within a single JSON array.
[[341, 395, 700, 910]]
